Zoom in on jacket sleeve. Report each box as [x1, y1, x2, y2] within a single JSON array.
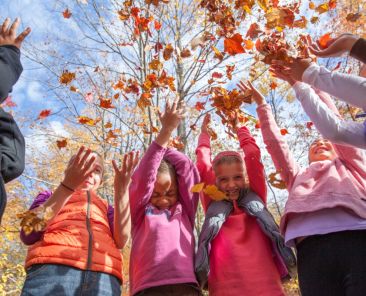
[[20, 191, 52, 245], [257, 104, 300, 190], [302, 63, 366, 110], [195, 132, 216, 212], [350, 38, 366, 64], [129, 141, 166, 226], [0, 45, 23, 102], [237, 126, 267, 203], [294, 82, 366, 149], [163, 149, 200, 227], [0, 108, 25, 183]]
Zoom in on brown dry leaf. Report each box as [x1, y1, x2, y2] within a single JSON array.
[[59, 70, 76, 85], [56, 139, 68, 149]]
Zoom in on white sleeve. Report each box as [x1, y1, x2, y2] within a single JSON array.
[[303, 64, 366, 110], [293, 82, 366, 149]]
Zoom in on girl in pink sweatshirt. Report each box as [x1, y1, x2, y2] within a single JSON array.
[[239, 80, 366, 296], [129, 99, 200, 296]]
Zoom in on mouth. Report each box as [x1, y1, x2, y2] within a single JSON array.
[[314, 146, 328, 154]]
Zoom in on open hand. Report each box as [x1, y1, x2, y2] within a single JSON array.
[[237, 81, 265, 106], [201, 113, 211, 134], [112, 151, 140, 193], [158, 97, 186, 133], [309, 33, 358, 58], [0, 18, 31, 48]]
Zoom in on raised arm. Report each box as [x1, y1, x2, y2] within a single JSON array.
[[293, 82, 366, 149], [195, 114, 216, 211], [129, 98, 185, 225], [0, 18, 31, 102], [238, 81, 300, 190], [112, 151, 139, 249], [163, 149, 200, 227], [237, 126, 267, 203]]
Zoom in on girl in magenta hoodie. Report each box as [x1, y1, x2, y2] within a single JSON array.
[[129, 99, 200, 296]]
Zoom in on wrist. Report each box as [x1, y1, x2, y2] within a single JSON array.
[[60, 181, 76, 193]]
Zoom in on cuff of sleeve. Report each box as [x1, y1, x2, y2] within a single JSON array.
[[151, 140, 168, 152], [302, 63, 319, 84], [350, 38, 366, 64], [198, 132, 211, 147]]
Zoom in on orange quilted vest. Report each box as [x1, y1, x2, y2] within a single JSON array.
[[25, 190, 123, 282]]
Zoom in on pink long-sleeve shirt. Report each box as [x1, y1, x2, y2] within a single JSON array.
[[196, 127, 284, 296], [257, 103, 366, 240], [129, 141, 200, 295]]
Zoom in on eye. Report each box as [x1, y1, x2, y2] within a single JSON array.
[[167, 191, 176, 197], [234, 175, 243, 180]]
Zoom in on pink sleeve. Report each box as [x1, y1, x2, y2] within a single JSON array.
[[316, 89, 366, 176], [163, 149, 200, 227], [129, 141, 166, 225], [237, 126, 267, 203], [195, 132, 216, 212], [257, 104, 300, 190]]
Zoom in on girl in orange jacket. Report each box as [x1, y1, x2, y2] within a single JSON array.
[[20, 147, 138, 296]]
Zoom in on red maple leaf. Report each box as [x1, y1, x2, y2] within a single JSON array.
[[224, 33, 245, 55]]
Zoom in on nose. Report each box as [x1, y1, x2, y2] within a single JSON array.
[[228, 178, 236, 188]]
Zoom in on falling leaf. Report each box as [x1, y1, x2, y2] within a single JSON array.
[[255, 121, 261, 129], [328, 0, 337, 9], [318, 33, 332, 49], [224, 33, 245, 55], [309, 2, 315, 9], [62, 8, 72, 19], [268, 172, 286, 189], [169, 137, 185, 150], [310, 16, 319, 24], [99, 98, 115, 109], [270, 81, 278, 89], [203, 185, 227, 201], [346, 12, 361, 22], [226, 65, 235, 80], [59, 70, 76, 85], [163, 44, 174, 61], [56, 139, 68, 149], [137, 92, 152, 109], [315, 3, 329, 14], [306, 121, 313, 129], [212, 72, 223, 79], [246, 23, 262, 39], [280, 128, 289, 135], [191, 183, 205, 193], [78, 116, 99, 126], [212, 46, 224, 61], [154, 20, 162, 30], [38, 109, 51, 120], [194, 102, 205, 111], [244, 39, 254, 50], [180, 48, 192, 58]]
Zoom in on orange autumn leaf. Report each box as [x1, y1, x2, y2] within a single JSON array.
[[246, 23, 262, 39], [163, 44, 174, 61], [226, 65, 235, 80], [59, 70, 76, 85], [203, 185, 227, 201], [169, 137, 185, 150], [194, 102, 205, 111], [268, 172, 286, 189], [137, 92, 152, 109], [328, 0, 337, 9], [191, 183, 205, 193], [78, 116, 99, 126], [244, 39, 254, 50], [62, 8, 72, 19], [99, 98, 115, 109], [270, 81, 278, 89], [104, 122, 113, 128], [149, 59, 163, 71], [224, 33, 245, 55], [118, 9, 130, 21], [280, 128, 289, 135], [315, 3, 329, 14], [346, 13, 361, 22], [318, 33, 332, 49], [154, 20, 162, 30], [211, 46, 224, 61], [180, 48, 192, 58], [255, 121, 261, 129], [56, 139, 68, 149], [38, 109, 51, 120], [309, 2, 315, 9]]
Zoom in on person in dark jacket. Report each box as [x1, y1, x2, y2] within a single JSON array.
[[0, 17, 31, 223]]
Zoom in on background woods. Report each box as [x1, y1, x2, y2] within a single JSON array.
[[1, 0, 366, 294]]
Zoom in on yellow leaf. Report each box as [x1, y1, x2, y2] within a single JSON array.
[[191, 183, 205, 193], [203, 185, 227, 201]]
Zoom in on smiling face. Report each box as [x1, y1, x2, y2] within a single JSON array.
[[214, 160, 247, 201], [309, 138, 337, 163], [150, 172, 178, 210]]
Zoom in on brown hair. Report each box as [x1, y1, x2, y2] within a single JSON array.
[[213, 155, 243, 172], [157, 159, 177, 180]]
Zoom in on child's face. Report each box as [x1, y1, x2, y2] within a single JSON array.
[[215, 162, 246, 200], [150, 172, 178, 210], [77, 152, 104, 191], [309, 139, 337, 163]]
